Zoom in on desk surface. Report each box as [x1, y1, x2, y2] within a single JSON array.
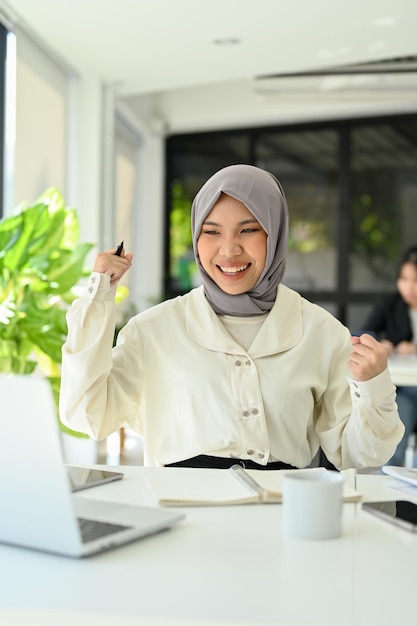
[[388, 353, 417, 386], [1, 466, 417, 626]]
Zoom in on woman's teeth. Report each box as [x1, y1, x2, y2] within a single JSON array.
[[219, 264, 249, 274]]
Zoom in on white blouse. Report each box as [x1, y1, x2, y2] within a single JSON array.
[[60, 274, 404, 469]]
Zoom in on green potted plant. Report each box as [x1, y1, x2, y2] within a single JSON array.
[[0, 187, 96, 438]]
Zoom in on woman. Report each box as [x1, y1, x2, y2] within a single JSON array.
[[362, 245, 417, 466], [60, 164, 403, 470]]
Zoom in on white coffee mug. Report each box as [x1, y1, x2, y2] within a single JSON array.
[[283, 470, 344, 540]]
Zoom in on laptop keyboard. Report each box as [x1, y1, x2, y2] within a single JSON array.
[[78, 517, 132, 543]]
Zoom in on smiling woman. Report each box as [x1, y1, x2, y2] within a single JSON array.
[[191, 165, 288, 317]]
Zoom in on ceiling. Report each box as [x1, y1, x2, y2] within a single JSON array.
[[1, 0, 417, 100]]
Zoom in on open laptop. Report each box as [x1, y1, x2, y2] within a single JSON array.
[[0, 374, 184, 558]]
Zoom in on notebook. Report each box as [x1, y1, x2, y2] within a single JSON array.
[[0, 374, 184, 557], [140, 465, 362, 506]]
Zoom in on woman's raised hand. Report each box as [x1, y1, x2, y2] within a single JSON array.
[[349, 333, 388, 381], [94, 246, 133, 285]]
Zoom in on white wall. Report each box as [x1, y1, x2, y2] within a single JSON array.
[[67, 74, 103, 256], [115, 102, 166, 311]]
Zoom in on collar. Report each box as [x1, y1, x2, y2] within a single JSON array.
[[185, 284, 303, 358]]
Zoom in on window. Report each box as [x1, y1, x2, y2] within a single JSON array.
[[256, 128, 339, 293], [13, 26, 68, 208]]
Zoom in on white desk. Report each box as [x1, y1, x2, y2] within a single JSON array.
[[1, 466, 416, 626], [388, 354, 417, 386]]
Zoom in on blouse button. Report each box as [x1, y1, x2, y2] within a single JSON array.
[[245, 360, 251, 366], [257, 452, 265, 459], [235, 360, 242, 366], [88, 287, 94, 293], [91, 275, 96, 283], [355, 391, 360, 398], [243, 410, 250, 417], [250, 409, 259, 415], [247, 449, 254, 456]]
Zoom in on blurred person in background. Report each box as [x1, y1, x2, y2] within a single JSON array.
[[361, 245, 417, 466]]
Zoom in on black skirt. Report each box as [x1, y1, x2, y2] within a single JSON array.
[[165, 454, 297, 470], [165, 450, 338, 471]]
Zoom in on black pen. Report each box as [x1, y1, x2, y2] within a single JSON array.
[[114, 240, 124, 256]]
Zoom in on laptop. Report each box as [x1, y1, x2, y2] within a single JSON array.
[[0, 375, 184, 558]]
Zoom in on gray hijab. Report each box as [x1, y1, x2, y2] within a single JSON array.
[[191, 164, 289, 316]]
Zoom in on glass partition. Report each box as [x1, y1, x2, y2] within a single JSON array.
[[255, 128, 338, 291], [350, 120, 417, 293]]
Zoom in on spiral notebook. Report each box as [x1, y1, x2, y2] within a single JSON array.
[[141, 465, 362, 506]]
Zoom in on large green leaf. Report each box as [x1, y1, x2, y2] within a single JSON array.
[[0, 213, 24, 255], [61, 208, 82, 248], [18, 294, 68, 363], [27, 207, 67, 256], [37, 187, 66, 212], [46, 243, 95, 293]]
